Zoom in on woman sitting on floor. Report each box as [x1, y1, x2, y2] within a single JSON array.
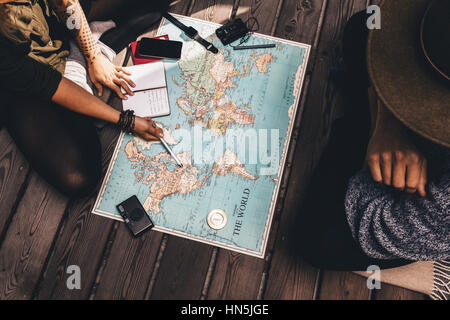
[[0, 0, 171, 196]]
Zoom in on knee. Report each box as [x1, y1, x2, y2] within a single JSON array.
[[345, 11, 369, 35], [343, 11, 370, 78], [58, 136, 102, 197], [59, 166, 102, 197], [55, 144, 102, 197]]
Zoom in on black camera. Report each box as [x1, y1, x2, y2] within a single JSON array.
[[117, 195, 154, 237], [216, 18, 249, 45]]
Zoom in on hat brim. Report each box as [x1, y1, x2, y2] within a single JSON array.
[[367, 0, 450, 148]]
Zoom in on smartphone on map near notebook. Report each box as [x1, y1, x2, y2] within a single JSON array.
[[130, 35, 169, 65], [137, 37, 183, 60]]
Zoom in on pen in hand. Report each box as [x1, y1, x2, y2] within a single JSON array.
[[143, 118, 182, 167], [160, 136, 183, 167]]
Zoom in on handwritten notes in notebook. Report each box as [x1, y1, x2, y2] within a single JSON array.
[[122, 62, 170, 118]]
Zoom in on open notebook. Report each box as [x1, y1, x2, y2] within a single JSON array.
[[122, 62, 170, 118]]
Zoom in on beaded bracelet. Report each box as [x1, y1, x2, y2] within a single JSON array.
[[118, 110, 136, 133]]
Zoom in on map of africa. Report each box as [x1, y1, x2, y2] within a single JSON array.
[[93, 15, 310, 258]]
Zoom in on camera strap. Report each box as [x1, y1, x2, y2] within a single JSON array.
[[163, 13, 218, 54]]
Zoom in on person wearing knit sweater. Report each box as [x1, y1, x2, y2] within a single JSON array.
[[295, 8, 449, 300]]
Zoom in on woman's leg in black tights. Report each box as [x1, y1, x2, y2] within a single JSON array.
[[293, 12, 411, 271], [83, 0, 174, 53], [3, 93, 102, 197]]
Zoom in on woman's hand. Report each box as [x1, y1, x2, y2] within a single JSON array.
[[50, 0, 135, 99], [88, 54, 135, 99], [366, 98, 427, 197], [133, 117, 164, 141]]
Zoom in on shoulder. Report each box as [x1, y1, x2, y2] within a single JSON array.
[[0, 1, 35, 44]]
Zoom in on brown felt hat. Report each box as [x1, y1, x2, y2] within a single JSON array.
[[367, 0, 450, 147]]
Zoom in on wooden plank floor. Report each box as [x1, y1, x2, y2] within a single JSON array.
[[0, 0, 426, 300]]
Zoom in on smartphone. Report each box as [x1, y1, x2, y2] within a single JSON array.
[[137, 37, 183, 59]]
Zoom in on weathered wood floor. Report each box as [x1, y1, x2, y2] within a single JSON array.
[[0, 0, 426, 300]]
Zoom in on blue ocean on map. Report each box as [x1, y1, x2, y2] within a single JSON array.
[[95, 16, 309, 257]]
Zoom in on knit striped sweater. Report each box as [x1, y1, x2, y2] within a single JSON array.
[[345, 136, 450, 261]]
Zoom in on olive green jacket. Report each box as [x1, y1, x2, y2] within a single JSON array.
[[0, 0, 70, 100]]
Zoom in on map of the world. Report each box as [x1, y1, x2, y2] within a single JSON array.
[[93, 15, 310, 258]]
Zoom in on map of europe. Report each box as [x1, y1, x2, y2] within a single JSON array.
[[93, 15, 310, 258]]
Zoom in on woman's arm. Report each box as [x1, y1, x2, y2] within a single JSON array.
[[49, 0, 135, 99], [345, 166, 450, 261], [50, 0, 99, 63], [53, 76, 120, 123], [52, 77, 163, 141], [47, 2, 161, 140]]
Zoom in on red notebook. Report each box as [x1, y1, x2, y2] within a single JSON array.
[[130, 34, 169, 65]]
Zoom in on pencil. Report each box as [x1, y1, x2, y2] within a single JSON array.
[[233, 44, 276, 50]]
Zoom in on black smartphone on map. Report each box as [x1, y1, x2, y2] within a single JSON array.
[[137, 37, 183, 59]]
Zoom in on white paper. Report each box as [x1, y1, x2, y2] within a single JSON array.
[[123, 62, 166, 92], [121, 62, 170, 118], [122, 87, 170, 118]]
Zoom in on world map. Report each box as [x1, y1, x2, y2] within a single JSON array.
[[93, 15, 310, 258]]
